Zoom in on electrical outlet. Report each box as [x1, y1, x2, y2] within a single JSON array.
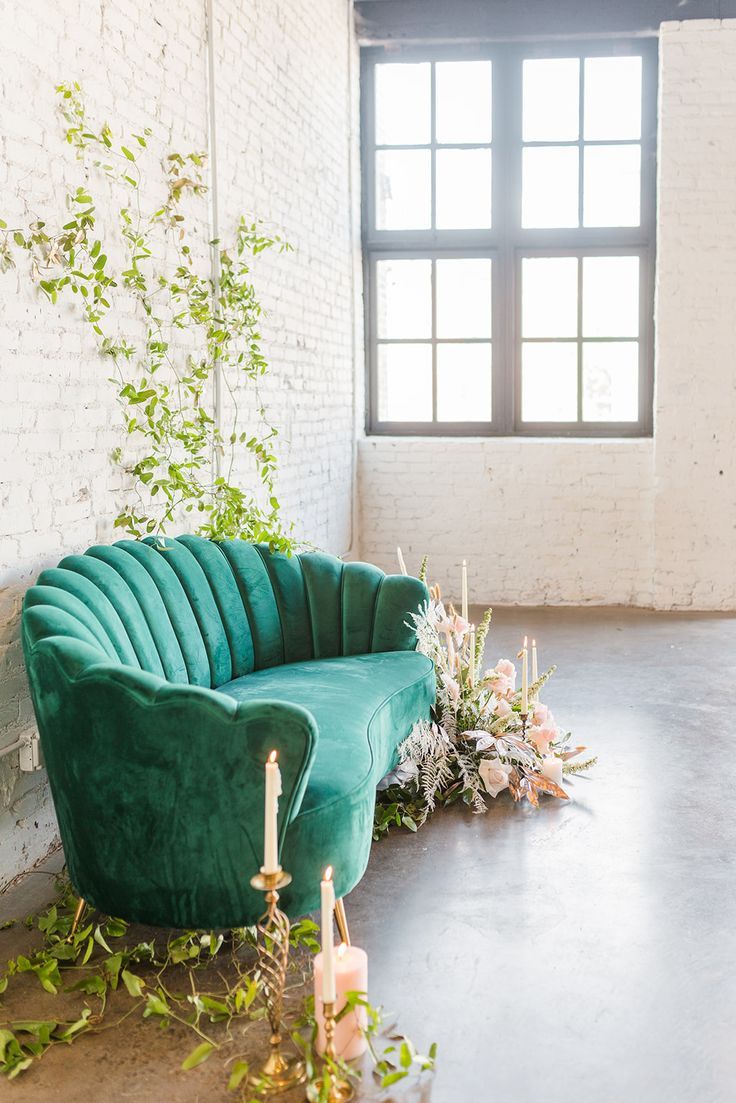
[[19, 733, 42, 772]]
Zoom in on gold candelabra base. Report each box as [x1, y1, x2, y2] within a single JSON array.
[[248, 868, 306, 1095], [305, 1000, 355, 1103]]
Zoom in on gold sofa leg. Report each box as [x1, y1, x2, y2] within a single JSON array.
[[68, 897, 86, 940], [334, 897, 351, 946]]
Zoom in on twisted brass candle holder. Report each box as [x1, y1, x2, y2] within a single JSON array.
[[248, 868, 306, 1094], [305, 999, 355, 1103]]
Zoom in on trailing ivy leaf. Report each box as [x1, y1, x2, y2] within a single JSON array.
[[143, 991, 170, 1018], [381, 1069, 409, 1087], [93, 925, 113, 954], [227, 1059, 249, 1090], [121, 969, 145, 998], [181, 1041, 215, 1070]]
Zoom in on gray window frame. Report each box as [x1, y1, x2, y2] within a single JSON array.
[[362, 39, 658, 437]]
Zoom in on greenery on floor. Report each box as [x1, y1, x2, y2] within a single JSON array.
[[0, 84, 293, 550], [0, 878, 435, 1098]]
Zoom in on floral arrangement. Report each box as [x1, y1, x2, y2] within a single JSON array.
[[374, 556, 596, 838]]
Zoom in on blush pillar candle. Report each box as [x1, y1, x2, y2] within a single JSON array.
[[262, 751, 282, 875], [541, 756, 563, 786], [314, 943, 368, 1059]]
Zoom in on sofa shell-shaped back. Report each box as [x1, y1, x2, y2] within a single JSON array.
[[22, 536, 433, 927]]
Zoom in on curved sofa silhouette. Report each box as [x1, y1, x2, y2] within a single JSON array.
[[21, 536, 432, 928]]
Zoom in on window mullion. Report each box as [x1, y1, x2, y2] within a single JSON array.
[[431, 259, 438, 421], [577, 255, 583, 423]]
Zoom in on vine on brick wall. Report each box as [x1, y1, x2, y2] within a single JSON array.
[[0, 83, 294, 550]]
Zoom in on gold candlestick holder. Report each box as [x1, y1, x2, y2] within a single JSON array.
[[305, 999, 355, 1103], [520, 711, 529, 740], [248, 868, 306, 1094]]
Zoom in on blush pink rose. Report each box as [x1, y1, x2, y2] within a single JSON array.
[[487, 658, 516, 699], [479, 759, 512, 798], [528, 722, 558, 756], [493, 696, 512, 719], [533, 703, 551, 726]]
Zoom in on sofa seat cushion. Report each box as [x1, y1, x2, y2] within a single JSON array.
[[219, 650, 434, 815]]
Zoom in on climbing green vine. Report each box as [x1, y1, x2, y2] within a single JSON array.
[[0, 82, 293, 549], [0, 877, 436, 1097]]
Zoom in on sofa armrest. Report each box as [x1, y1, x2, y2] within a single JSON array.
[[26, 637, 319, 923]]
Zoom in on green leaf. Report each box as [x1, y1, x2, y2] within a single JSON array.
[[121, 146, 135, 161], [93, 925, 113, 954], [55, 1010, 92, 1041], [181, 1041, 215, 1070], [144, 991, 170, 1018], [121, 969, 145, 998], [381, 1070, 408, 1087], [400, 1040, 414, 1068], [227, 1059, 249, 1090], [0, 1028, 16, 1062]]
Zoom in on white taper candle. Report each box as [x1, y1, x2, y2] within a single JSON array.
[[263, 750, 281, 875], [532, 638, 538, 703], [461, 560, 468, 622], [521, 636, 529, 714], [320, 867, 336, 1003]]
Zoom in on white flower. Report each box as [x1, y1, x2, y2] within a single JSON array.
[[478, 758, 513, 798]]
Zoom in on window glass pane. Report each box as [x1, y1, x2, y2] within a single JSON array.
[[582, 342, 639, 421], [583, 145, 641, 227], [375, 63, 431, 145], [376, 150, 431, 230], [376, 259, 432, 339], [582, 256, 639, 338], [437, 344, 492, 421], [436, 149, 492, 229], [522, 147, 578, 228], [584, 56, 642, 140], [522, 257, 578, 338], [377, 344, 433, 421], [436, 258, 492, 339], [522, 343, 578, 422], [435, 61, 492, 144], [522, 58, 580, 142]]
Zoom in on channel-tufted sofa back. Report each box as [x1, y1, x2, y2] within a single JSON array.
[[22, 536, 425, 688]]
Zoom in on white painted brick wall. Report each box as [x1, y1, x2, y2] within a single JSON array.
[[358, 438, 655, 606], [0, 0, 360, 886], [359, 20, 736, 614], [653, 20, 736, 609]]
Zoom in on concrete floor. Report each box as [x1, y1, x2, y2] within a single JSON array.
[[2, 606, 736, 1102]]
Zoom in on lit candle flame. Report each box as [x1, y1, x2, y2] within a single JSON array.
[[324, 865, 333, 882], [523, 635, 528, 647], [268, 750, 277, 764], [532, 638, 536, 647]]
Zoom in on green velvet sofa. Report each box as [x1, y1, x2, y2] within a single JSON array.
[[21, 536, 432, 929]]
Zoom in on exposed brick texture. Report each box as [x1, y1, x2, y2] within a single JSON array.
[[0, 0, 360, 886]]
